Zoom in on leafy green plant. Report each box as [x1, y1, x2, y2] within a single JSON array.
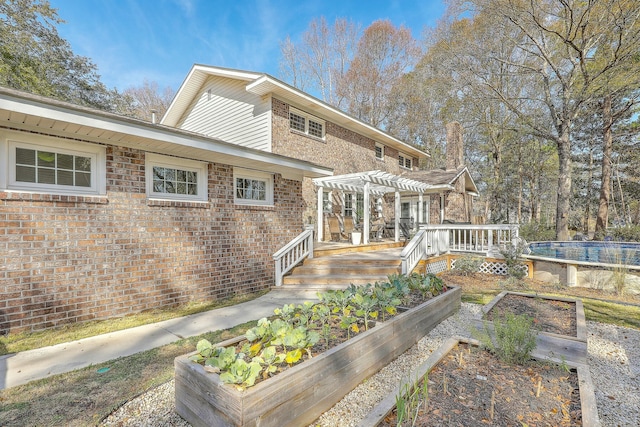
[[453, 254, 483, 276], [477, 311, 537, 365], [219, 359, 263, 389], [311, 303, 333, 344], [387, 273, 412, 305], [352, 291, 379, 330], [253, 345, 286, 379], [373, 282, 401, 321], [409, 273, 447, 299]]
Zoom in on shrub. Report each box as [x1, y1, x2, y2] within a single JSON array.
[[453, 254, 483, 276], [519, 222, 555, 242], [500, 242, 527, 280], [609, 225, 640, 242], [477, 311, 537, 365]]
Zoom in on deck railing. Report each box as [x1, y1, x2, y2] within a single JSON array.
[[422, 224, 520, 256], [273, 226, 314, 286], [400, 229, 426, 274]]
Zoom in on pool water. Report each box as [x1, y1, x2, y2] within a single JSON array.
[[528, 241, 640, 266]]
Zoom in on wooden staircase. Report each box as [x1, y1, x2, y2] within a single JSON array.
[[275, 241, 406, 292]]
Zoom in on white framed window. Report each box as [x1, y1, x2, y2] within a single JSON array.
[[322, 190, 332, 213], [234, 168, 274, 206], [146, 153, 208, 202], [375, 143, 384, 160], [344, 193, 354, 217], [289, 107, 325, 139], [398, 153, 412, 170], [3, 132, 106, 195]]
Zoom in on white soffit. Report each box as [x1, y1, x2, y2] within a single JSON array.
[[0, 88, 332, 181]]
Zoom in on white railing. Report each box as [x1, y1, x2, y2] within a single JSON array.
[[273, 226, 314, 286], [422, 224, 520, 256], [400, 229, 426, 274]]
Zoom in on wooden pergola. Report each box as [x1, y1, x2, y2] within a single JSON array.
[[313, 170, 437, 244]]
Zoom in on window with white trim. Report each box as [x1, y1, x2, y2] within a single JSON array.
[[398, 153, 412, 170], [322, 190, 332, 213], [146, 153, 208, 202], [234, 168, 274, 206], [375, 143, 384, 160], [344, 193, 354, 217], [3, 133, 106, 195], [289, 107, 325, 139]]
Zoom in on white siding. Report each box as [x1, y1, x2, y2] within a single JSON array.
[[177, 76, 272, 152]]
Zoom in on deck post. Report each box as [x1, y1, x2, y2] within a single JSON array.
[[363, 182, 370, 244], [395, 190, 400, 242], [317, 187, 323, 242]]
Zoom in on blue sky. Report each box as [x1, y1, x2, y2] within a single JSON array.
[[50, 0, 446, 92]]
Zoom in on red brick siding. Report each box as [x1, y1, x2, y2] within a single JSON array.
[[271, 98, 414, 222], [0, 144, 303, 333]]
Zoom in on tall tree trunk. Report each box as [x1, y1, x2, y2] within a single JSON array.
[[556, 125, 572, 241], [595, 95, 613, 236], [584, 149, 594, 234]]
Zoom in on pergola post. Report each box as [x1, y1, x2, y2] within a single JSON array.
[[363, 182, 370, 244], [317, 187, 323, 242], [394, 190, 400, 242], [418, 192, 424, 225]]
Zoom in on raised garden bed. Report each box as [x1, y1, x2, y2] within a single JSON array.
[[360, 336, 600, 427], [474, 291, 587, 364], [174, 286, 461, 427]]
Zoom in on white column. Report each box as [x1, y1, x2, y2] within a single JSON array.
[[394, 190, 400, 242], [440, 193, 445, 223], [316, 187, 323, 242], [363, 183, 370, 244], [418, 192, 424, 225]]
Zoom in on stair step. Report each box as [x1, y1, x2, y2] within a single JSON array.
[[303, 257, 401, 267], [282, 274, 389, 286], [291, 265, 401, 275]]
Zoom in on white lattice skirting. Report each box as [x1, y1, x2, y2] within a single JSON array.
[[425, 259, 448, 275], [449, 258, 530, 276]]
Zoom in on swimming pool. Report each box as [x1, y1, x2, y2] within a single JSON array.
[[527, 241, 640, 266]]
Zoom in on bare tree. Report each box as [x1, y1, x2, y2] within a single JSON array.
[[337, 20, 421, 128], [279, 17, 358, 109], [121, 79, 175, 122]]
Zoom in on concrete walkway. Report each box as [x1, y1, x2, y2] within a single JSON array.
[[0, 290, 318, 390]]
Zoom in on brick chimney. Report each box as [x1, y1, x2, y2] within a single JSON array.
[[445, 121, 464, 170]]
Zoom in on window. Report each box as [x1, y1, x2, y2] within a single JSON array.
[[398, 153, 412, 170], [146, 153, 207, 201], [4, 134, 105, 195], [234, 168, 274, 206], [375, 143, 384, 160], [322, 190, 332, 213], [289, 107, 325, 139], [344, 193, 354, 217]]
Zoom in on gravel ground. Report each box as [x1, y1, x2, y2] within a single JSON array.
[[100, 303, 640, 427]]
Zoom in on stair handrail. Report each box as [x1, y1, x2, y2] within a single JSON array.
[[273, 226, 314, 286], [400, 229, 426, 275]]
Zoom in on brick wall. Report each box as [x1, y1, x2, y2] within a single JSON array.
[[271, 98, 417, 223], [0, 144, 303, 333]]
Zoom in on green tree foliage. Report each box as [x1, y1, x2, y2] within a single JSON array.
[[0, 0, 122, 110]]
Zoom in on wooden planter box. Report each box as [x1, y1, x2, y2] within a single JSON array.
[[174, 286, 461, 427], [359, 336, 600, 427], [473, 291, 588, 364]]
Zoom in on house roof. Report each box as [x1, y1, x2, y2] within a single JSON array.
[[405, 166, 479, 196], [161, 64, 429, 160], [313, 170, 452, 197], [0, 87, 332, 181]]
